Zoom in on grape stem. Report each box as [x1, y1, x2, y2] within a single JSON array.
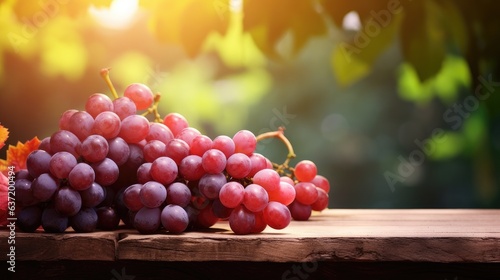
[[142, 93, 163, 122], [100, 68, 119, 99], [256, 127, 296, 176]]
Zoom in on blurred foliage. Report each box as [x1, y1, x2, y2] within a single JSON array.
[[1, 0, 500, 208]]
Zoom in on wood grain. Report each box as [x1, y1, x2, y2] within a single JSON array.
[[0, 230, 118, 261], [2, 209, 499, 263]]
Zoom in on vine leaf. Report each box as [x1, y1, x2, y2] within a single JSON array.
[[0, 124, 8, 150], [0, 136, 40, 175]]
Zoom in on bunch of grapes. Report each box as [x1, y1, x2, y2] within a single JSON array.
[[14, 69, 330, 235]]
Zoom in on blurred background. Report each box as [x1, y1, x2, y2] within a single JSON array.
[[1, 0, 499, 209]]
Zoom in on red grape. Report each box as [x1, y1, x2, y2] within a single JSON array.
[[80, 135, 109, 163], [229, 205, 255, 235], [124, 83, 154, 110], [92, 111, 121, 139], [243, 184, 269, 212], [219, 181, 245, 208], [264, 201, 291, 230], [179, 155, 205, 181], [233, 130, 256, 156], [85, 93, 113, 118], [253, 169, 280, 193], [190, 135, 213, 156], [311, 175, 330, 193], [226, 153, 251, 179], [113, 96, 137, 120], [294, 160, 317, 182], [163, 113, 188, 137], [212, 135, 235, 158], [119, 115, 150, 144], [150, 156, 178, 185], [201, 149, 226, 174], [294, 182, 319, 205]]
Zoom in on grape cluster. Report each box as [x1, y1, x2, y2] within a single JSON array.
[[14, 70, 330, 235]]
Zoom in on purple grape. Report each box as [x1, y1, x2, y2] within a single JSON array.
[[38, 136, 52, 154], [198, 173, 227, 200], [107, 137, 130, 166], [212, 199, 232, 219], [165, 139, 189, 165], [80, 182, 105, 208], [143, 140, 166, 162], [150, 156, 178, 185], [69, 111, 94, 141], [229, 205, 255, 235], [80, 135, 109, 163], [134, 207, 161, 234], [137, 162, 153, 184], [70, 207, 98, 233], [140, 181, 167, 208], [15, 169, 32, 180], [146, 122, 173, 144], [161, 204, 189, 233], [41, 206, 69, 233], [91, 158, 119, 186], [123, 184, 143, 211], [15, 179, 38, 207], [68, 162, 95, 191], [49, 151, 77, 179], [50, 130, 81, 158], [54, 187, 82, 216], [32, 173, 58, 202], [166, 182, 191, 207], [96, 206, 120, 230], [26, 150, 51, 178], [123, 144, 144, 171], [288, 201, 312, 221], [179, 155, 205, 181], [17, 205, 42, 232]]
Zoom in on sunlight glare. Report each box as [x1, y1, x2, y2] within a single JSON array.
[[89, 0, 139, 30]]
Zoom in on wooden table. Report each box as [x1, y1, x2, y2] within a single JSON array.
[[1, 209, 500, 279]]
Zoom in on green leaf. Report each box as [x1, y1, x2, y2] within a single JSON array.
[[400, 0, 446, 82], [428, 132, 464, 160], [243, 0, 326, 58], [331, 8, 403, 86]]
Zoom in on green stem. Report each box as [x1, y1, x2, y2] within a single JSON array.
[[256, 127, 296, 171], [100, 68, 119, 99], [141, 93, 163, 122]]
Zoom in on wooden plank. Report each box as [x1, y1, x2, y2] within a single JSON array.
[[117, 209, 500, 262], [0, 230, 118, 261], [2, 209, 499, 263]]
